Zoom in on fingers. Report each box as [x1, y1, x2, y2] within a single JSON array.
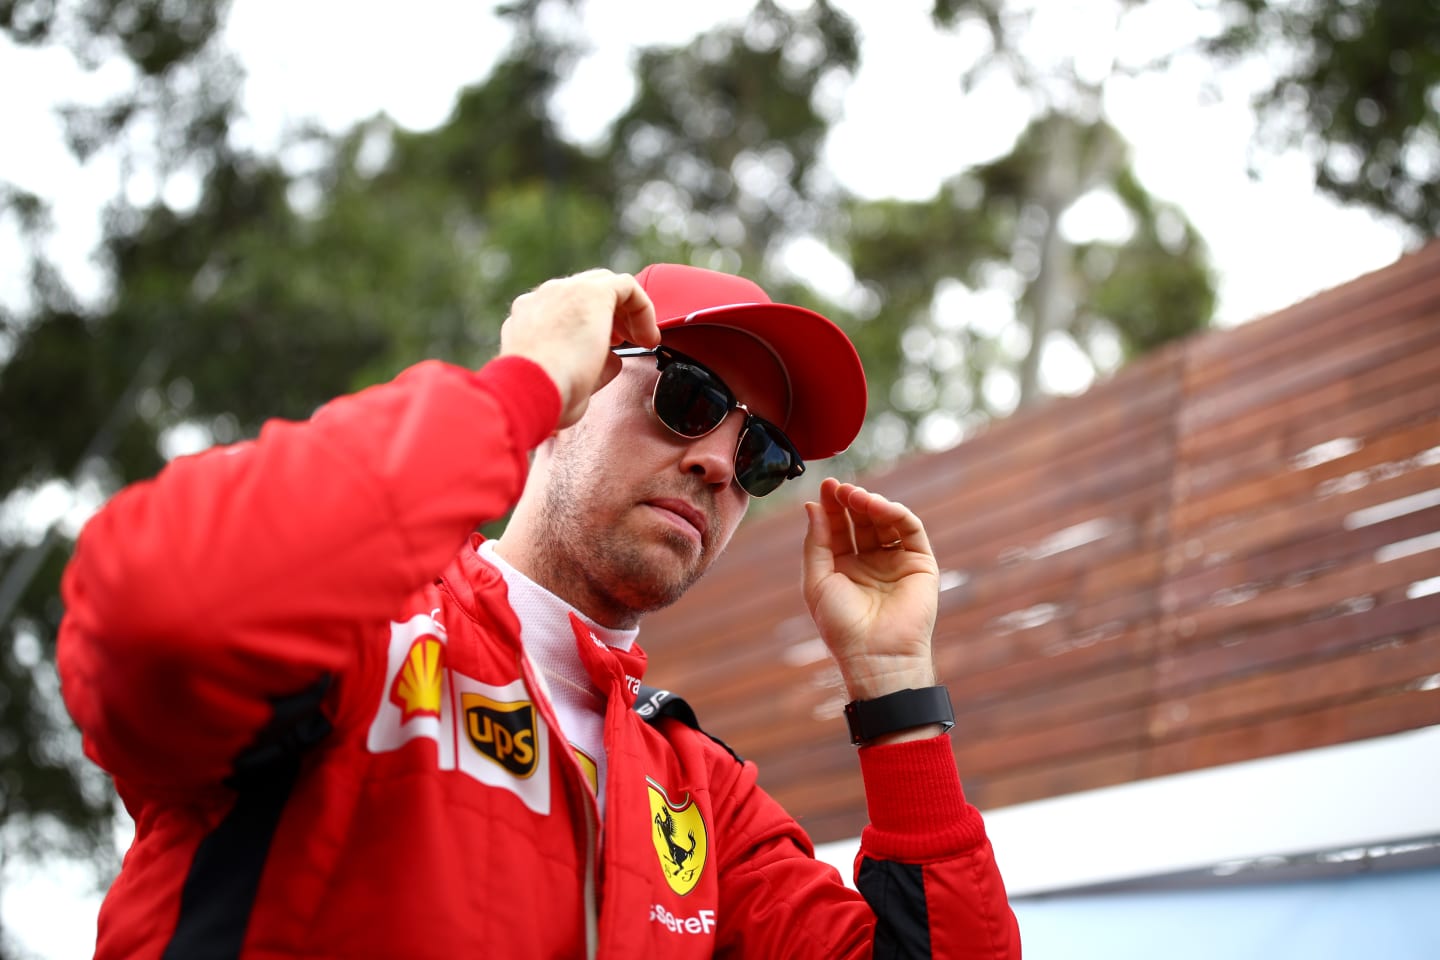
[[811, 477, 932, 559], [556, 269, 660, 349], [608, 272, 661, 348], [499, 268, 658, 429]]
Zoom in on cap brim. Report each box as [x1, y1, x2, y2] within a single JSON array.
[[658, 303, 867, 461]]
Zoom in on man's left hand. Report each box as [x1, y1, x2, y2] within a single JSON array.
[[801, 478, 940, 709]]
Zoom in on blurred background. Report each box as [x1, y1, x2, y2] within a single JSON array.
[[0, 0, 1434, 957]]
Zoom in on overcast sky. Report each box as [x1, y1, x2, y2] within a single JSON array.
[[0, 1, 1417, 956]]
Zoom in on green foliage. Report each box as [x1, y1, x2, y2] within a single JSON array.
[[842, 110, 1213, 450], [1208, 0, 1440, 235], [0, 539, 116, 860], [608, 0, 860, 266], [1089, 169, 1215, 359]]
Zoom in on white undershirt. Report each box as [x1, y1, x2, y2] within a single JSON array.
[[476, 540, 637, 815]]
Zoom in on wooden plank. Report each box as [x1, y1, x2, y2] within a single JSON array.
[[1182, 246, 1440, 388], [1152, 593, 1440, 695], [923, 430, 1173, 562], [1181, 313, 1440, 444], [664, 666, 837, 742], [1172, 351, 1440, 501], [761, 764, 867, 821], [953, 704, 1150, 775], [1149, 625, 1440, 738], [643, 593, 811, 674], [792, 807, 871, 846], [1164, 547, 1440, 643], [1172, 416, 1440, 533], [1287, 364, 1440, 456], [1144, 685, 1440, 778], [864, 351, 1183, 509], [932, 581, 1159, 679], [970, 748, 1144, 811], [942, 623, 1155, 704], [943, 515, 1149, 606], [1179, 313, 1440, 440], [1165, 459, 1440, 577], [1161, 503, 1440, 615], [951, 664, 1154, 738]]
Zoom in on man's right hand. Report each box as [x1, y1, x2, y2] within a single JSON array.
[[499, 269, 662, 428]]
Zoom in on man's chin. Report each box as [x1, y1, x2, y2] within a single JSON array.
[[620, 539, 707, 612]]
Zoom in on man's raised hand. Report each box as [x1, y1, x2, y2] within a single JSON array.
[[500, 269, 662, 428], [802, 478, 941, 704]]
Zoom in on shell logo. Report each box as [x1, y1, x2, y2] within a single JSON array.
[[389, 637, 445, 722]]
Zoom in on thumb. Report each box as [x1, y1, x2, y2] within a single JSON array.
[[557, 352, 623, 429], [594, 351, 623, 393]]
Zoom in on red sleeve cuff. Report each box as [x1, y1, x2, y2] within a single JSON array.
[[858, 735, 987, 862], [468, 355, 562, 452]]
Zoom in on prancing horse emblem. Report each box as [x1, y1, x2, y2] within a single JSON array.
[[647, 778, 708, 896]]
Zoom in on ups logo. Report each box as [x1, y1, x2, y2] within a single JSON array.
[[463, 694, 539, 778]]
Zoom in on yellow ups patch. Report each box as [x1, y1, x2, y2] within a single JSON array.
[[462, 695, 539, 779], [647, 778, 707, 896]]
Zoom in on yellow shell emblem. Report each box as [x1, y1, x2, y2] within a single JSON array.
[[389, 637, 444, 722], [648, 778, 708, 896]]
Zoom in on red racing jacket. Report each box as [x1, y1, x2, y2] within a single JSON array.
[[58, 356, 1021, 959]]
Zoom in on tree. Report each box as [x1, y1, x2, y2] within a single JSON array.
[[929, 0, 1440, 238], [607, 0, 860, 270], [1, 3, 239, 954], [1206, 0, 1440, 236], [839, 111, 1213, 455], [824, 0, 1216, 457]]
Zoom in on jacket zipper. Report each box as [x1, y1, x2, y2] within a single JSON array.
[[516, 649, 601, 960]]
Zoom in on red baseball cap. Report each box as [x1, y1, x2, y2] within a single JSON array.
[[634, 263, 867, 461]]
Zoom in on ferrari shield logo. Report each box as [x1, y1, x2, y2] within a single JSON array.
[[647, 778, 708, 896]]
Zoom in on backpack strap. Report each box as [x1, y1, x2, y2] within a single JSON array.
[[634, 684, 743, 763]]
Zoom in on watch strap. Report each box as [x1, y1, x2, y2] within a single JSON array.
[[844, 685, 955, 745]]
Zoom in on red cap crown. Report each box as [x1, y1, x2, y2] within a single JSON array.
[[634, 264, 867, 461]]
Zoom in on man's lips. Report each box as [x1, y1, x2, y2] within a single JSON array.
[[645, 498, 708, 541]]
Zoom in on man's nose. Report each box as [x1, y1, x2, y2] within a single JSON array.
[[679, 410, 745, 489]]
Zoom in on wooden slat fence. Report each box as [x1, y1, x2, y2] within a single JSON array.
[[638, 243, 1440, 843]]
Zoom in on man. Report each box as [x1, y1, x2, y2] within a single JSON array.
[[58, 264, 1020, 958]]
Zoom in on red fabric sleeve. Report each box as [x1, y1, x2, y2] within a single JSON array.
[[57, 356, 559, 792], [712, 736, 1020, 958], [857, 736, 1022, 958]]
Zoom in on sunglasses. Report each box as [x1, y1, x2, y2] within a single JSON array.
[[612, 345, 805, 497]]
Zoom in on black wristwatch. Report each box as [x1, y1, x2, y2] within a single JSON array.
[[844, 686, 955, 745]]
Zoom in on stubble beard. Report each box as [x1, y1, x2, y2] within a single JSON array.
[[535, 456, 711, 625]]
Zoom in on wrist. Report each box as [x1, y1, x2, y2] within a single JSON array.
[[838, 658, 936, 702]]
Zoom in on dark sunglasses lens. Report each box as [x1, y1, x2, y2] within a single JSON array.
[[654, 363, 731, 437], [735, 425, 796, 497]]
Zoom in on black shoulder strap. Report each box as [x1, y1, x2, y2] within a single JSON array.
[[163, 674, 334, 959], [634, 684, 743, 763]]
